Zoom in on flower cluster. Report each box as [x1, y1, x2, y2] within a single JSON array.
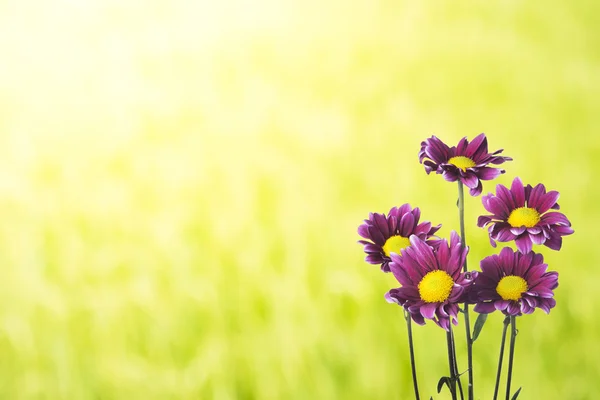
[[358, 133, 572, 330]]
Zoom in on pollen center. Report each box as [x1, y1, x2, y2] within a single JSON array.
[[382, 235, 411, 257], [507, 207, 541, 228], [418, 270, 454, 303], [496, 275, 528, 301], [447, 156, 476, 172]]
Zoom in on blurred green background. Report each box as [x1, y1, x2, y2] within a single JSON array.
[[0, 0, 596, 399]]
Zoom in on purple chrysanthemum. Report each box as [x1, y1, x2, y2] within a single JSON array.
[[385, 232, 471, 331], [472, 247, 558, 316], [358, 204, 441, 272], [478, 177, 574, 254], [419, 133, 512, 196]]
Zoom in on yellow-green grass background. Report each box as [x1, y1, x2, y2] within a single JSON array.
[[0, 1, 597, 399]]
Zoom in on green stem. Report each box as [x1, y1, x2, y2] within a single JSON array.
[[457, 181, 474, 400], [405, 312, 420, 400], [493, 316, 510, 400], [450, 326, 465, 400], [505, 316, 518, 400], [446, 330, 458, 400]]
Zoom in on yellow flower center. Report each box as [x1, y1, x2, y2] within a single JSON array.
[[418, 270, 454, 303], [382, 235, 411, 257], [496, 275, 528, 301], [507, 207, 541, 228], [447, 156, 476, 172]]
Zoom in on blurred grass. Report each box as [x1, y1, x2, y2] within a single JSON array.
[[0, 0, 598, 398]]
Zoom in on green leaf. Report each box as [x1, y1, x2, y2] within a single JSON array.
[[511, 387, 522, 400], [437, 376, 452, 394], [472, 313, 488, 342]]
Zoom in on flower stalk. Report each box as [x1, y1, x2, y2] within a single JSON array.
[[493, 316, 510, 400], [405, 311, 420, 400], [451, 327, 465, 400], [457, 181, 474, 400], [445, 330, 458, 400], [505, 316, 518, 400]]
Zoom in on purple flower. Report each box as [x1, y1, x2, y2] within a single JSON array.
[[358, 204, 441, 272], [478, 177, 574, 254], [472, 247, 558, 316], [419, 133, 512, 196], [385, 232, 472, 331]]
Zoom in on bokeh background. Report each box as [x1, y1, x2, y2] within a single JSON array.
[[0, 0, 597, 399]]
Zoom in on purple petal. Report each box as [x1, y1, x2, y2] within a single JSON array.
[[465, 133, 487, 159], [385, 290, 402, 304], [367, 225, 385, 245], [398, 203, 413, 216], [553, 225, 574, 235], [477, 215, 493, 227], [474, 302, 497, 314], [388, 216, 398, 234], [514, 251, 533, 276], [448, 285, 465, 302], [408, 235, 438, 272], [497, 184, 517, 210], [410, 311, 426, 325], [545, 235, 563, 250], [487, 196, 511, 219], [360, 243, 381, 253], [429, 223, 442, 236], [521, 302, 535, 314], [510, 226, 526, 236], [469, 181, 483, 196], [411, 207, 421, 224], [515, 235, 533, 253], [462, 172, 479, 189], [365, 254, 385, 264], [394, 286, 421, 301], [400, 251, 429, 283], [540, 212, 571, 226], [373, 213, 390, 238], [441, 169, 460, 183], [511, 177, 526, 208], [358, 224, 370, 239], [530, 232, 546, 245], [476, 167, 503, 181], [456, 136, 469, 155], [413, 221, 432, 236], [420, 303, 438, 319], [437, 317, 450, 331], [494, 300, 510, 311], [494, 227, 517, 242], [421, 136, 451, 164], [537, 190, 560, 214], [527, 183, 547, 209], [538, 298, 556, 314], [435, 237, 450, 267], [399, 212, 416, 237], [390, 262, 413, 286], [506, 302, 521, 315]]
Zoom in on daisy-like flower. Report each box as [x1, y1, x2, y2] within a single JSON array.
[[478, 177, 574, 254], [358, 204, 441, 272], [385, 232, 471, 331], [419, 133, 512, 196], [472, 247, 558, 316]]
